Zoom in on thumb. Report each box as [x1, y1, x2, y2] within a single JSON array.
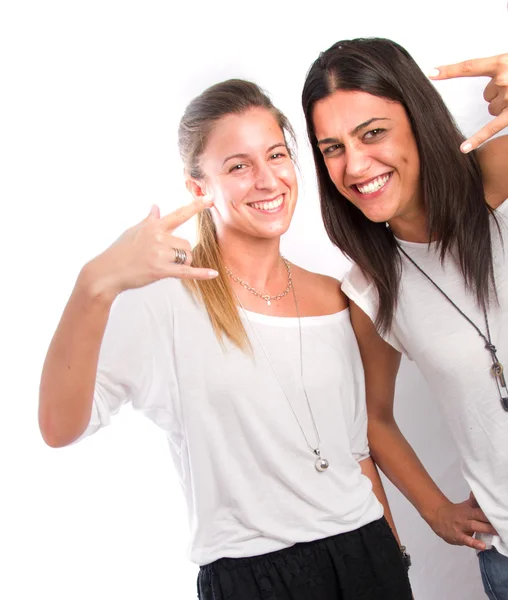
[[468, 491, 480, 508], [146, 204, 161, 221]]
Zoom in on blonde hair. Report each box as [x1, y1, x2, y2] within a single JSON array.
[[178, 79, 296, 349], [186, 210, 248, 349]]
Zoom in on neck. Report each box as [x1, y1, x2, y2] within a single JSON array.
[[218, 230, 284, 291], [388, 203, 433, 243]]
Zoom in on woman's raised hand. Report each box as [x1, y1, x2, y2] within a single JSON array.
[[429, 53, 508, 153], [85, 200, 218, 299]]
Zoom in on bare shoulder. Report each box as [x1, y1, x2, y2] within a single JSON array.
[[290, 264, 349, 316], [478, 135, 508, 209]]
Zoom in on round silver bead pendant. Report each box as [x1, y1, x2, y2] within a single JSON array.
[[315, 457, 329, 472]]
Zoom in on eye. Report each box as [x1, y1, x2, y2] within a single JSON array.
[[269, 152, 286, 160], [229, 163, 247, 172], [322, 143, 343, 156], [363, 128, 386, 140]]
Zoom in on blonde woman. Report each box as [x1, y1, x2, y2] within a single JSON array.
[[39, 80, 412, 599]]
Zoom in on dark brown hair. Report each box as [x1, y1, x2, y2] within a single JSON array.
[[302, 37, 496, 333], [178, 79, 296, 348]]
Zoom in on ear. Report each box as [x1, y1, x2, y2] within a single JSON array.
[[185, 176, 212, 204]]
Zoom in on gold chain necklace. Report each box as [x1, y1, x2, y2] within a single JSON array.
[[225, 257, 292, 306]]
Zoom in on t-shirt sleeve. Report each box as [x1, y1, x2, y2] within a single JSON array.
[[341, 264, 405, 354], [76, 281, 181, 442]]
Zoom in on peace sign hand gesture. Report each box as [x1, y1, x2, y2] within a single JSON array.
[[430, 53, 508, 153], [88, 200, 218, 300]]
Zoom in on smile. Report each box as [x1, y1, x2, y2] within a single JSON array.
[[248, 195, 284, 212], [354, 173, 391, 195]]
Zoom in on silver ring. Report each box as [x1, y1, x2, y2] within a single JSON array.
[[173, 247, 188, 265]]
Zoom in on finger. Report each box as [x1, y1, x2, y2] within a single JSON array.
[[429, 56, 500, 80], [167, 236, 192, 266], [170, 265, 219, 280], [161, 200, 210, 232], [457, 533, 487, 551], [461, 112, 508, 152], [467, 491, 480, 508], [168, 236, 192, 253], [169, 246, 193, 266], [484, 80, 499, 103], [469, 520, 499, 536], [144, 204, 161, 222], [471, 507, 488, 520], [488, 96, 506, 117], [471, 507, 494, 524]]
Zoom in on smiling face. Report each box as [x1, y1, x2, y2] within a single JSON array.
[[311, 89, 422, 227], [190, 107, 298, 241]]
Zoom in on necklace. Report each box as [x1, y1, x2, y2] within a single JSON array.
[[234, 276, 330, 472], [397, 243, 508, 412], [225, 257, 292, 306]]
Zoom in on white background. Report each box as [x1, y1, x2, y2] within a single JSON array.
[[1, 1, 507, 598]]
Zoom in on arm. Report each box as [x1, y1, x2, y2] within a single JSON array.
[[39, 269, 116, 447], [350, 301, 497, 551], [39, 202, 215, 448], [360, 456, 401, 545]]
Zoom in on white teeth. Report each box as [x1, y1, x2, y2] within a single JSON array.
[[250, 196, 283, 211], [356, 174, 390, 194]]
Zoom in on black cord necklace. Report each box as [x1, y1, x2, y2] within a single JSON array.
[[397, 243, 508, 412]]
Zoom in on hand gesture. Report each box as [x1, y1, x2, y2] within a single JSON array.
[[88, 201, 218, 298], [429, 54, 508, 153], [429, 495, 498, 551]]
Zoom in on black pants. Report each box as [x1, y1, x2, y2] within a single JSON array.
[[197, 517, 412, 599]]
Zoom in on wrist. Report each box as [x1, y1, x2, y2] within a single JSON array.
[[400, 545, 411, 571], [420, 496, 453, 530], [76, 259, 121, 307]]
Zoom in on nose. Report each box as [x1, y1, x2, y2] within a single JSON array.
[[254, 162, 278, 192], [344, 145, 372, 179]]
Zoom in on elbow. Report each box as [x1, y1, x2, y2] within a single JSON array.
[[39, 423, 79, 448], [41, 435, 69, 449], [366, 413, 399, 449], [38, 405, 86, 448], [40, 430, 75, 448], [367, 409, 397, 430]]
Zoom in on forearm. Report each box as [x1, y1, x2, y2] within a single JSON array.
[[360, 456, 401, 544], [367, 416, 450, 528], [38, 263, 116, 447], [350, 301, 493, 550]]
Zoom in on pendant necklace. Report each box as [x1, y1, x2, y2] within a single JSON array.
[[232, 259, 330, 472], [397, 243, 508, 411]]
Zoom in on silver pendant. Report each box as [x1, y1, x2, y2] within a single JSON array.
[[490, 362, 508, 410], [491, 361, 507, 388], [314, 448, 329, 472]]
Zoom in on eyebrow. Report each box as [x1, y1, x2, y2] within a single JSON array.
[[222, 143, 287, 166], [316, 117, 390, 146]]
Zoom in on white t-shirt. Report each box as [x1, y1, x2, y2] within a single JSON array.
[[342, 199, 508, 558], [79, 277, 383, 565]]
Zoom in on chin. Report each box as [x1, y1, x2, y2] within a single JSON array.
[[352, 201, 397, 225], [364, 212, 393, 224], [259, 222, 291, 238]]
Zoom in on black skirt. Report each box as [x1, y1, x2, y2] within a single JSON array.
[[197, 517, 412, 600]]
